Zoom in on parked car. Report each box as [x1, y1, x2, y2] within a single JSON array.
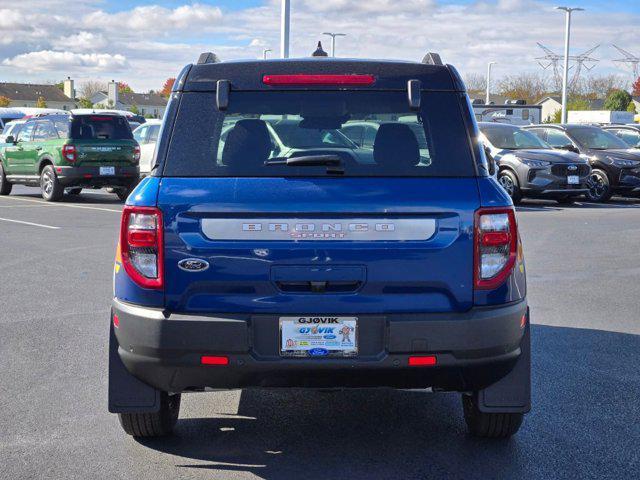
[[0, 119, 26, 144], [0, 108, 25, 131], [0, 113, 140, 201], [601, 124, 640, 149], [524, 124, 640, 202], [109, 54, 530, 440], [478, 122, 590, 204], [133, 119, 162, 176]]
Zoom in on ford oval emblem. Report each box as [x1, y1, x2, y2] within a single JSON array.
[[309, 348, 329, 357], [178, 258, 209, 272]]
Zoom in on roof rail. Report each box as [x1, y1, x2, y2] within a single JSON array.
[[197, 52, 220, 65], [422, 52, 443, 66]]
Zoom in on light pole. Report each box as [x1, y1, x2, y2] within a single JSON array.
[[263, 48, 272, 60], [556, 6, 584, 123], [281, 0, 290, 58], [322, 32, 346, 57], [486, 62, 496, 105]]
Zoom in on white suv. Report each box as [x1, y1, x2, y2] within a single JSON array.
[[132, 120, 162, 176]]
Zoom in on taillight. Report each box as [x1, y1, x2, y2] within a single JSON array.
[[262, 74, 376, 86], [133, 145, 141, 163], [62, 144, 76, 163], [474, 207, 518, 290], [120, 206, 163, 289]]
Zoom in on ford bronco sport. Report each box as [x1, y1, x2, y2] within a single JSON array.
[[0, 113, 139, 201], [109, 53, 531, 439]]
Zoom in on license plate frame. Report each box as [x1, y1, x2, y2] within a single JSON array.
[[279, 316, 358, 358], [567, 175, 580, 185], [100, 166, 115, 176]]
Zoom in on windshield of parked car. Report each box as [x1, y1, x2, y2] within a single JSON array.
[[611, 129, 640, 147], [481, 125, 550, 150], [569, 127, 629, 150], [70, 115, 133, 140], [164, 91, 474, 177]]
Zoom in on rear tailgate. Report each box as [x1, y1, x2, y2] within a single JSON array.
[[73, 140, 138, 166], [158, 177, 479, 315]]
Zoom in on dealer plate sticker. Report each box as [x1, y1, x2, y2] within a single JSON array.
[[280, 316, 357, 357], [567, 175, 579, 184], [100, 166, 115, 176]]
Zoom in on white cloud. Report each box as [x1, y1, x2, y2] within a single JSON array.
[[2, 50, 128, 72]]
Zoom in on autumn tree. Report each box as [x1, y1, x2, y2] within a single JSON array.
[[604, 89, 632, 111], [118, 82, 133, 94], [0, 96, 10, 107], [35, 96, 47, 108], [130, 104, 140, 115], [160, 78, 175, 97], [632, 77, 640, 97], [497, 73, 550, 104]]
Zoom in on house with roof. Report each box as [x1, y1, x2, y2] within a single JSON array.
[[90, 81, 167, 118], [537, 96, 608, 122], [0, 78, 76, 110]]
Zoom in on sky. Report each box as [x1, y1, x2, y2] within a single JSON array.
[[0, 0, 638, 93]]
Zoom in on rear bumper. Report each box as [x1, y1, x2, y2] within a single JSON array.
[[57, 165, 139, 187], [112, 298, 528, 393]]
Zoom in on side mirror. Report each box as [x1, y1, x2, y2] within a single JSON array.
[[484, 146, 497, 176], [5, 135, 15, 144], [559, 144, 579, 154]]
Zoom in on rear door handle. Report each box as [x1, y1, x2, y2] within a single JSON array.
[[35, 147, 42, 151]]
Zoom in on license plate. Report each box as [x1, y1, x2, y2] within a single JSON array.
[[100, 166, 115, 176], [567, 175, 579, 185], [280, 316, 357, 357]]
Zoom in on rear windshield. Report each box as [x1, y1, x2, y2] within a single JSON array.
[[70, 115, 133, 140], [163, 91, 474, 177]]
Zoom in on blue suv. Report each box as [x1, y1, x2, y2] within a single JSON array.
[[109, 53, 530, 439]]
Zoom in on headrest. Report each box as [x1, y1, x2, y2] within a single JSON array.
[[373, 123, 420, 169], [221, 119, 272, 170]]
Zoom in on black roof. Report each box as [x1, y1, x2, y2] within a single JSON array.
[[176, 58, 462, 93]]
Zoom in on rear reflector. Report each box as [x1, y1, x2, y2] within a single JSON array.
[[201, 355, 229, 366], [408, 355, 437, 366], [262, 74, 376, 86], [113, 314, 119, 328]]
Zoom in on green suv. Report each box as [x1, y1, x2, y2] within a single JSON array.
[[0, 113, 140, 201]]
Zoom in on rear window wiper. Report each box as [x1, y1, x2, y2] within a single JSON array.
[[265, 155, 344, 174]]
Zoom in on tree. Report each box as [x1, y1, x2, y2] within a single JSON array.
[[118, 82, 133, 94], [77, 98, 93, 108], [130, 104, 139, 115], [35, 96, 47, 108], [497, 73, 550, 104], [463, 73, 486, 96], [0, 96, 10, 107], [627, 101, 637, 114], [78, 80, 107, 101], [160, 78, 175, 97], [604, 89, 632, 111], [632, 77, 640, 97]]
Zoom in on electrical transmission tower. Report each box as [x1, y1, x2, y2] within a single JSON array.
[[612, 45, 640, 79], [536, 43, 600, 90]]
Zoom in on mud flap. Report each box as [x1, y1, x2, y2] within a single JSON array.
[[475, 308, 531, 414], [108, 319, 160, 414]]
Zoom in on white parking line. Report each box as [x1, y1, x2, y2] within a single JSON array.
[[0, 216, 60, 229], [0, 195, 122, 213]]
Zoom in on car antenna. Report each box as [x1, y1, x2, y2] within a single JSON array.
[[312, 41, 328, 57]]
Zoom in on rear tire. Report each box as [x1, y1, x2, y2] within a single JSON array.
[[462, 395, 523, 439], [586, 169, 612, 203], [40, 165, 63, 202], [118, 393, 181, 437], [0, 162, 12, 195], [498, 170, 522, 204]]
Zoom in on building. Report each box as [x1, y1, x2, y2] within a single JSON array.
[[91, 81, 168, 118], [0, 79, 76, 110], [537, 96, 608, 122]]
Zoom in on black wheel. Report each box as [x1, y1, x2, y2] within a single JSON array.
[[0, 162, 12, 195], [498, 170, 522, 204], [67, 187, 82, 195], [585, 169, 612, 203], [118, 393, 181, 437], [462, 395, 523, 439], [115, 186, 133, 201], [40, 165, 63, 202], [555, 195, 575, 205]]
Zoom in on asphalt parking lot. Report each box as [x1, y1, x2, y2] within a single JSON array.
[[1, 185, 639, 480]]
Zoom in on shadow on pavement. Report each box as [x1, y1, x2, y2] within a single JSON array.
[[516, 197, 640, 212], [9, 189, 123, 205], [137, 325, 640, 480]]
